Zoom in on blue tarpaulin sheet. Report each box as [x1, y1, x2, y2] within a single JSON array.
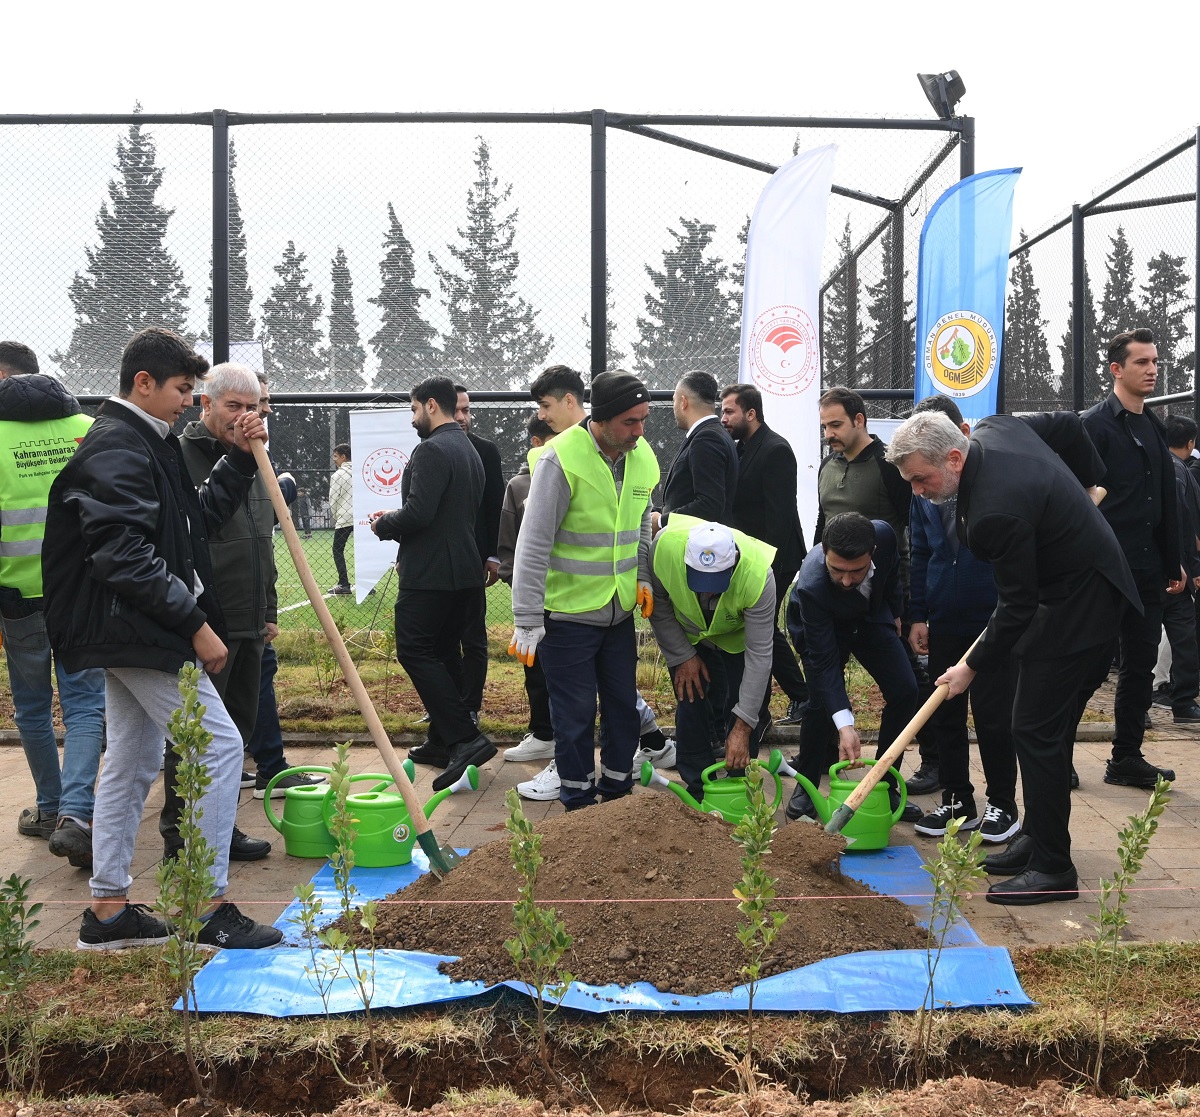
[[186, 844, 1032, 1016]]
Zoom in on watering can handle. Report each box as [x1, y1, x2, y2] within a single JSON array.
[[250, 439, 436, 843], [824, 632, 980, 834], [262, 764, 334, 833]]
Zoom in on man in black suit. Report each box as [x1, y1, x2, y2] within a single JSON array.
[[453, 385, 505, 717], [887, 410, 1142, 905], [720, 383, 810, 722], [371, 377, 496, 791], [785, 513, 919, 823], [652, 371, 738, 533]]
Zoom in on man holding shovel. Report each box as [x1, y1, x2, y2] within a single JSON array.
[[887, 410, 1141, 905]]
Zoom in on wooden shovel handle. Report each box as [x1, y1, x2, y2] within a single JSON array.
[[249, 439, 433, 838], [836, 633, 982, 817]]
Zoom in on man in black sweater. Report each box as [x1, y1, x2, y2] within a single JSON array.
[[371, 377, 496, 791]]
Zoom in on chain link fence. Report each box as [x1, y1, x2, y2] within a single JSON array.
[[1005, 128, 1198, 416], [1, 110, 968, 633]]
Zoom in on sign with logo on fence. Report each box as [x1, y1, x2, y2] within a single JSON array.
[[738, 143, 837, 538], [914, 168, 1021, 423], [349, 409, 419, 601]]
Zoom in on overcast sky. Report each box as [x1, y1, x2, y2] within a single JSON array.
[[8, 0, 1196, 239]]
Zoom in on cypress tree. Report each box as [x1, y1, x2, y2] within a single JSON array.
[[1004, 233, 1055, 409], [1098, 226, 1139, 348], [327, 247, 366, 392], [823, 217, 861, 387], [1140, 251, 1195, 386], [260, 241, 325, 388], [369, 203, 440, 388]]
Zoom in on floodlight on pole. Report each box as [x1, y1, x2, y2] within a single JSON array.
[[917, 71, 966, 120]]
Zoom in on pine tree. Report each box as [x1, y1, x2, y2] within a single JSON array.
[[369, 203, 440, 388], [204, 139, 255, 343], [1098, 226, 1139, 348], [1059, 262, 1103, 406], [859, 226, 911, 390], [55, 114, 191, 389], [431, 138, 552, 388], [1004, 233, 1055, 409], [632, 217, 741, 388], [327, 247, 366, 392], [823, 217, 862, 387], [1140, 251, 1196, 385], [260, 241, 325, 388]]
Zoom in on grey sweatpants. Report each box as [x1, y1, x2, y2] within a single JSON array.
[[90, 667, 241, 899]]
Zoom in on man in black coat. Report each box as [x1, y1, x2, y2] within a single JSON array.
[[887, 410, 1142, 905], [1082, 328, 1183, 787], [371, 377, 496, 790], [653, 371, 738, 532], [720, 383, 810, 721]]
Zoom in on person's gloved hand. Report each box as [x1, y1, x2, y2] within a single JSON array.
[[636, 581, 654, 618], [508, 625, 546, 667]]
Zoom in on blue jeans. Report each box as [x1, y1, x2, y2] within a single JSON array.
[[0, 608, 105, 821], [246, 642, 289, 778], [540, 615, 639, 809]]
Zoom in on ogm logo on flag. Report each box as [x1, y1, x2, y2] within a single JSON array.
[[746, 304, 819, 397], [362, 447, 409, 497], [923, 310, 997, 398]]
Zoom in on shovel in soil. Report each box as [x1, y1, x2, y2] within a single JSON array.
[[825, 483, 1109, 836], [249, 439, 462, 878]]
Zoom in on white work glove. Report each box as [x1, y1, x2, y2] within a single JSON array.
[[508, 625, 546, 667]]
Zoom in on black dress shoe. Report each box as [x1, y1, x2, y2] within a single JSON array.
[[905, 764, 941, 795], [229, 827, 272, 862], [1104, 755, 1176, 788], [1143, 711, 1153, 729], [777, 699, 809, 726], [1173, 703, 1200, 724], [432, 733, 497, 792], [407, 739, 452, 767], [1070, 765, 1080, 790], [982, 831, 1034, 875], [985, 867, 1078, 905], [785, 786, 818, 821]]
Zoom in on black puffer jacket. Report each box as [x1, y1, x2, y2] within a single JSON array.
[[0, 372, 82, 424], [42, 400, 257, 674], [181, 422, 277, 640]]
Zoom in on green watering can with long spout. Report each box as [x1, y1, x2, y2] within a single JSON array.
[[792, 760, 907, 851], [640, 748, 788, 822]]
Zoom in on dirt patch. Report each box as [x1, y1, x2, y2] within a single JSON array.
[[342, 792, 926, 994]]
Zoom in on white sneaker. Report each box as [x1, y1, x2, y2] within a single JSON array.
[[517, 761, 560, 801], [632, 737, 677, 770], [503, 733, 556, 762]]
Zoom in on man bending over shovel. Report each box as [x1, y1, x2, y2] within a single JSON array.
[[886, 410, 1141, 906]]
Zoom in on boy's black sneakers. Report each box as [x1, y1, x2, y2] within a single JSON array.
[[77, 904, 172, 951], [196, 902, 283, 949]]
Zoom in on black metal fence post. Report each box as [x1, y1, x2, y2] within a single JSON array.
[[590, 108, 607, 378], [211, 109, 230, 366], [1071, 204, 1085, 411], [958, 116, 975, 179], [888, 206, 905, 395]]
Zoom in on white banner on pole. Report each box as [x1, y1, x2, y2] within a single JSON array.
[[738, 144, 837, 545], [349, 409, 419, 602]]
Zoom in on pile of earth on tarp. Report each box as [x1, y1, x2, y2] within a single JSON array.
[[334, 791, 926, 994]]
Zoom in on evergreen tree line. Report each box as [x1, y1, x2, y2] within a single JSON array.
[[53, 120, 758, 400]]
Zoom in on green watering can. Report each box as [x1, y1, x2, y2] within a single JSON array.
[[791, 760, 907, 851], [320, 763, 480, 867], [263, 763, 410, 859], [640, 748, 787, 823]]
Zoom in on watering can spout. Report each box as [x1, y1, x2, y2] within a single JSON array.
[[422, 764, 480, 819], [639, 761, 706, 812], [790, 771, 833, 825]]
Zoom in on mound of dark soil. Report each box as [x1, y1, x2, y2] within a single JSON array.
[[353, 791, 925, 994]]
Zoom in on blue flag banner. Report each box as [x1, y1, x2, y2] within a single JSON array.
[[914, 168, 1021, 423]]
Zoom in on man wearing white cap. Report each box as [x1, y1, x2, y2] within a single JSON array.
[[647, 516, 776, 802]]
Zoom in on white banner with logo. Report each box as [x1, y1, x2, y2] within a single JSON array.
[[738, 144, 837, 544], [349, 409, 419, 601]]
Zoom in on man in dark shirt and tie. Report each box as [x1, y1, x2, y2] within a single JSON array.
[[1081, 327, 1182, 790]]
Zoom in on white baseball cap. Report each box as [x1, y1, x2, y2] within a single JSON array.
[[684, 523, 738, 592]]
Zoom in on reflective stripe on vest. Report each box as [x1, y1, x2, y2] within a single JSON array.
[[0, 413, 92, 597], [651, 513, 776, 654], [544, 424, 659, 614]]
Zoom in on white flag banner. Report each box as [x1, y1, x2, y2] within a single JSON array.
[[738, 144, 837, 544], [349, 409, 420, 602]]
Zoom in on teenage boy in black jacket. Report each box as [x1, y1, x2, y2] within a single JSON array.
[[42, 328, 282, 952]]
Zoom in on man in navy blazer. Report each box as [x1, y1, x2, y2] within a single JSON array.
[[653, 371, 738, 532], [785, 513, 919, 822]]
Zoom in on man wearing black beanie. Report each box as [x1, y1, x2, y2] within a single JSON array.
[[510, 370, 660, 809]]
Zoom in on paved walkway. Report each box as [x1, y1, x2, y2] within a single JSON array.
[[5, 707, 1197, 952]]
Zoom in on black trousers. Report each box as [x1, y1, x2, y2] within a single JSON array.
[[332, 526, 352, 586], [394, 587, 483, 751], [1162, 587, 1199, 708], [926, 627, 1017, 813], [795, 620, 917, 795], [524, 655, 554, 740], [1015, 639, 1115, 874], [458, 585, 489, 713], [1112, 569, 1165, 760], [770, 570, 809, 704]]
